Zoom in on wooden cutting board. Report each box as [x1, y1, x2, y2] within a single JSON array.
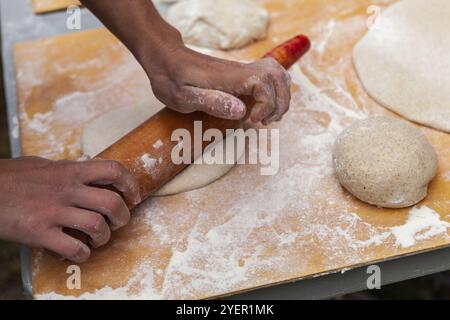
[[15, 0, 450, 299], [32, 0, 80, 14]]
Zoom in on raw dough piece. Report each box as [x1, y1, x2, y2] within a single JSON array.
[[353, 0, 450, 133], [81, 97, 245, 196], [166, 0, 269, 50], [81, 98, 164, 157], [333, 117, 438, 208]]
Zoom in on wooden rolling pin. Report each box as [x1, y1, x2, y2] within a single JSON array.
[[95, 35, 311, 208], [64, 36, 310, 245]]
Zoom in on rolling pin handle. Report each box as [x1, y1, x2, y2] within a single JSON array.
[[264, 35, 311, 69]]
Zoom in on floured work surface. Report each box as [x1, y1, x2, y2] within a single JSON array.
[[14, 0, 450, 299], [32, 0, 80, 14]]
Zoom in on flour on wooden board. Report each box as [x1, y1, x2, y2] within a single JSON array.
[[35, 262, 162, 300], [444, 171, 450, 181], [391, 206, 450, 248], [36, 64, 449, 299], [17, 41, 150, 160], [35, 206, 449, 300], [17, 42, 218, 161], [25, 14, 450, 299]]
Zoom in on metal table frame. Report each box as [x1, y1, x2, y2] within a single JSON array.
[[1, 0, 449, 300]]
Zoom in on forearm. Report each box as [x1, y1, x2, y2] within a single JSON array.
[[80, 0, 183, 70], [80, 0, 292, 124]]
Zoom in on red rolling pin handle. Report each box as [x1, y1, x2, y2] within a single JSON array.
[[264, 35, 311, 69]]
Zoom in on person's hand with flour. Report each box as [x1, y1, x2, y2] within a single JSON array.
[[0, 157, 140, 263], [0, 0, 292, 263], [82, 0, 292, 125]]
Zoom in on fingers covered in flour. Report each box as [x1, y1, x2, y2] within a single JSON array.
[[180, 86, 247, 120]]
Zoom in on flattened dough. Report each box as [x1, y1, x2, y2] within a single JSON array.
[[166, 0, 269, 50], [81, 97, 245, 196], [353, 0, 450, 133]]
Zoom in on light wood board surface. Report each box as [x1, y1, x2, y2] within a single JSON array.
[[14, 0, 450, 299], [32, 0, 80, 14]]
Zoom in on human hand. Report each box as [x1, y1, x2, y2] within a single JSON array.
[[144, 46, 292, 125], [80, 0, 291, 125], [0, 157, 140, 263]]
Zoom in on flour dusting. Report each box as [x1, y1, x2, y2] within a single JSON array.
[[444, 171, 450, 181], [35, 262, 162, 300], [153, 139, 164, 149], [36, 59, 450, 300], [391, 206, 450, 248], [140, 153, 157, 172], [26, 1, 450, 300]]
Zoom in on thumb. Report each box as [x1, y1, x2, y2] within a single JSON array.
[[183, 86, 247, 120]]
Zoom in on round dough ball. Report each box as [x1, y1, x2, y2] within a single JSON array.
[[353, 0, 450, 133], [81, 97, 245, 197], [333, 117, 438, 208], [166, 0, 269, 50]]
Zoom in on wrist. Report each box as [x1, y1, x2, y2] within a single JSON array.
[[135, 24, 185, 75], [82, 0, 185, 76]]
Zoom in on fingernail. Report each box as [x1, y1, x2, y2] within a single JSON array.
[[230, 103, 245, 118], [75, 244, 91, 263], [90, 239, 101, 249], [76, 155, 91, 162], [134, 193, 142, 206], [82, 243, 91, 254], [99, 206, 112, 216]]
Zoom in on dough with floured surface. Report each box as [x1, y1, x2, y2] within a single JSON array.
[[353, 0, 450, 133], [166, 0, 269, 50], [333, 117, 438, 209], [81, 97, 245, 196]]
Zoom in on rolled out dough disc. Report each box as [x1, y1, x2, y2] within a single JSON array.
[[353, 0, 450, 133], [166, 0, 269, 50], [81, 97, 245, 196]]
